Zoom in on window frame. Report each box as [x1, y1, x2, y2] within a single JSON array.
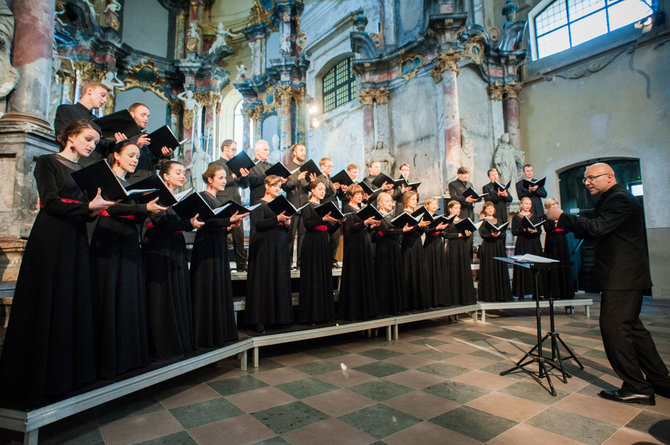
[[321, 57, 357, 114], [528, 0, 659, 69]]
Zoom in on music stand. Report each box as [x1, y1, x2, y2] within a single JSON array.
[[495, 256, 566, 396], [542, 262, 584, 372]]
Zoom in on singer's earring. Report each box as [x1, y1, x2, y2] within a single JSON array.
[[116, 160, 120, 166], [69, 146, 76, 152]]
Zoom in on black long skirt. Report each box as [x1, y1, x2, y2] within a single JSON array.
[[402, 230, 424, 311], [478, 238, 512, 302], [446, 237, 475, 305], [190, 226, 238, 347], [298, 229, 335, 324], [339, 225, 377, 321], [421, 233, 452, 307]]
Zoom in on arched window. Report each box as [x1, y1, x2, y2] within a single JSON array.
[[530, 0, 655, 60], [322, 57, 357, 113], [233, 100, 253, 146]]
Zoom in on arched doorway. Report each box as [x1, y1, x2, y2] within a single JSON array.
[[557, 158, 650, 295]]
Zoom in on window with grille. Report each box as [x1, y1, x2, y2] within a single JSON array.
[[531, 0, 655, 60], [322, 57, 357, 113]]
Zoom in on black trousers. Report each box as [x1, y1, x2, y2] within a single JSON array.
[[600, 290, 670, 394], [230, 223, 246, 269]]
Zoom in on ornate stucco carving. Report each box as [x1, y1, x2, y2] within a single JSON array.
[[430, 49, 461, 83]]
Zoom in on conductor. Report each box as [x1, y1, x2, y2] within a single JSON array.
[[547, 162, 670, 405]]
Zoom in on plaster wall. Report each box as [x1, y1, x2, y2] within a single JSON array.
[[519, 42, 670, 297], [121, 0, 169, 58], [389, 74, 442, 198]]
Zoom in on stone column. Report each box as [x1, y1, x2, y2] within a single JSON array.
[[198, 91, 218, 158], [359, 88, 375, 158], [252, 104, 264, 144], [431, 50, 462, 181], [3, 0, 54, 128], [276, 85, 293, 163], [241, 106, 253, 151], [503, 82, 522, 148], [373, 87, 391, 153], [293, 87, 306, 145], [488, 82, 505, 145]]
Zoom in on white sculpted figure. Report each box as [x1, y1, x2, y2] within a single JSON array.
[[236, 64, 248, 81], [104, 0, 121, 13], [493, 133, 525, 186], [188, 23, 200, 42], [101, 71, 124, 90], [177, 90, 198, 111]]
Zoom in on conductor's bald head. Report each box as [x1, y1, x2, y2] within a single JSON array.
[[254, 139, 270, 161], [584, 162, 616, 195]]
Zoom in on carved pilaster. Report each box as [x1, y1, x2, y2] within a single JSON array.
[[503, 82, 522, 100], [488, 83, 503, 101], [358, 88, 375, 106], [183, 110, 194, 130], [168, 100, 181, 116], [242, 106, 254, 119], [430, 49, 462, 84], [195, 91, 220, 107], [373, 87, 390, 105]]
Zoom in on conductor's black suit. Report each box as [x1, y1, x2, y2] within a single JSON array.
[[558, 183, 670, 395]]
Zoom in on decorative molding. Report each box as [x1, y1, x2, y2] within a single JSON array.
[[373, 87, 390, 105], [276, 85, 293, 106], [195, 91, 220, 107], [430, 49, 461, 83], [503, 81, 522, 100], [488, 82, 503, 101], [252, 104, 264, 123], [398, 52, 425, 81], [358, 88, 375, 106], [183, 109, 194, 130], [292, 86, 306, 103], [168, 100, 181, 115], [242, 107, 254, 119], [73, 61, 105, 84], [462, 35, 486, 66], [118, 60, 170, 103]]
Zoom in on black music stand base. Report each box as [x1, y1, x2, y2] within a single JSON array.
[[496, 258, 575, 396]]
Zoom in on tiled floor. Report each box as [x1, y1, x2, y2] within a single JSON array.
[[3, 298, 670, 444]]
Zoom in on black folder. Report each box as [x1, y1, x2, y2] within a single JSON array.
[[462, 187, 487, 201], [331, 169, 354, 186], [411, 206, 434, 223], [93, 110, 142, 141], [299, 159, 322, 177], [267, 195, 306, 217], [391, 212, 419, 228], [484, 220, 509, 232], [429, 214, 455, 228], [71, 160, 157, 201], [266, 162, 298, 178], [127, 174, 193, 206], [226, 150, 257, 177], [494, 180, 511, 191], [358, 181, 380, 196], [218, 201, 260, 218], [371, 172, 395, 188], [521, 177, 546, 189], [455, 217, 480, 233], [314, 201, 345, 219], [522, 216, 544, 229], [146, 126, 185, 158], [357, 204, 383, 221], [172, 192, 226, 221]]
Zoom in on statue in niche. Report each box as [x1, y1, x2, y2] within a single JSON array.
[[493, 133, 525, 186], [280, 34, 292, 55], [369, 141, 395, 176], [0, 0, 17, 100], [101, 71, 124, 91], [236, 64, 248, 81], [186, 22, 200, 53], [460, 118, 476, 175], [177, 89, 198, 111]]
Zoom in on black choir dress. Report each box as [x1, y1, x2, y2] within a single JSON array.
[[478, 219, 512, 302], [143, 208, 194, 361], [421, 223, 452, 307], [401, 219, 424, 310], [245, 201, 293, 328], [372, 216, 406, 315], [445, 223, 476, 305], [511, 213, 544, 298], [338, 204, 377, 320], [298, 203, 337, 324], [0, 154, 97, 408], [190, 192, 238, 347], [91, 179, 150, 379], [543, 220, 575, 299]]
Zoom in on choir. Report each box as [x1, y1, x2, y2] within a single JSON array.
[[0, 120, 576, 407]]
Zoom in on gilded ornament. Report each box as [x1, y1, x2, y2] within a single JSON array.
[[358, 88, 374, 106], [488, 83, 503, 101], [503, 82, 522, 100], [276, 85, 293, 106], [292, 86, 306, 103], [119, 60, 170, 102], [398, 52, 425, 81], [373, 87, 390, 105], [430, 49, 461, 84], [183, 109, 194, 130]]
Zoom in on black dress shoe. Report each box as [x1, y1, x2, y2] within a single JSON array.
[[598, 389, 655, 405]]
